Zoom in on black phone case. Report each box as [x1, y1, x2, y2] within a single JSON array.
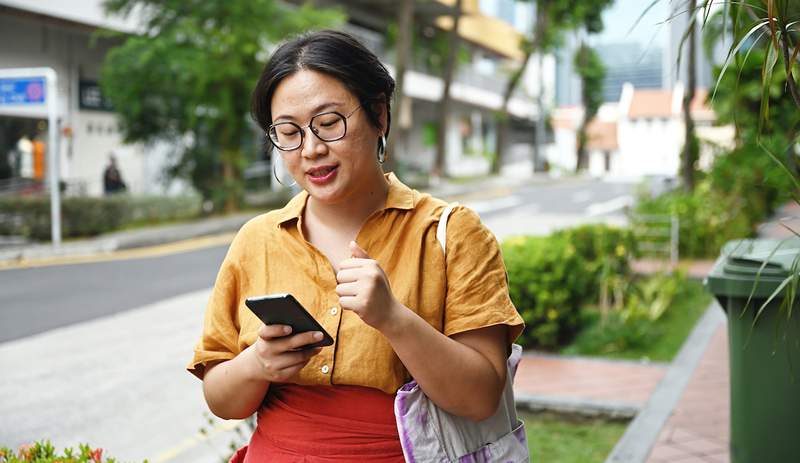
[[245, 293, 334, 348]]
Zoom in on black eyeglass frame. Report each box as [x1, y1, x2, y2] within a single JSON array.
[[267, 105, 362, 152]]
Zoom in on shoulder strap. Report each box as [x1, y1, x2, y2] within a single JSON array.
[[436, 203, 458, 254]]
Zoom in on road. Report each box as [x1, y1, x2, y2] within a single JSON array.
[[0, 177, 637, 462]]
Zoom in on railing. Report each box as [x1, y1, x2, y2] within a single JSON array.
[[630, 213, 679, 267]]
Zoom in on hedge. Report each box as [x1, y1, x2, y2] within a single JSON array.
[[0, 194, 202, 241], [502, 223, 636, 349]]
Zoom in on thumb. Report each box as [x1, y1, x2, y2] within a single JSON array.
[[349, 240, 370, 259]]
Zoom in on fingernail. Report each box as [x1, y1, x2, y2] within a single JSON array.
[[313, 331, 323, 340], [283, 326, 292, 334]]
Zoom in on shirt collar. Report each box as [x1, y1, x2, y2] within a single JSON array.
[[274, 172, 416, 228]]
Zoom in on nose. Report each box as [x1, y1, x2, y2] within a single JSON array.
[[300, 126, 326, 159]]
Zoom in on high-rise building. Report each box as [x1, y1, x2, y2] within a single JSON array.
[[596, 43, 664, 102]]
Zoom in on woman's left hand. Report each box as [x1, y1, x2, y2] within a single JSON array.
[[335, 241, 401, 331]]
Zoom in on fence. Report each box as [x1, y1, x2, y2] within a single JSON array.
[[630, 212, 679, 267]]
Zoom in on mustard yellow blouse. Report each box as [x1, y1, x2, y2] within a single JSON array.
[[187, 173, 524, 394]]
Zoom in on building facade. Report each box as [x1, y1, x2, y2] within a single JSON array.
[[0, 0, 547, 197]]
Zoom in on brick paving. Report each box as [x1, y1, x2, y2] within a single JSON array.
[[514, 354, 667, 408], [645, 324, 730, 463]]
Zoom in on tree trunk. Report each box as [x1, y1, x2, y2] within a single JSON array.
[[222, 147, 239, 213], [533, 50, 546, 173], [492, 1, 541, 174], [681, 0, 698, 192], [434, 0, 463, 179], [575, 122, 589, 172], [385, 0, 414, 174]]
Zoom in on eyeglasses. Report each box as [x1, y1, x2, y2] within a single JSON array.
[[268, 105, 361, 151]]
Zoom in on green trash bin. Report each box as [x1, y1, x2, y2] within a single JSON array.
[[706, 238, 800, 463]]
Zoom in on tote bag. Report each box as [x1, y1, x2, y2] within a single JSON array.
[[393, 204, 530, 463]]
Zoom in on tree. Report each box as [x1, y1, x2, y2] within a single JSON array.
[[433, 0, 463, 179], [385, 0, 415, 174], [100, 0, 343, 212], [574, 44, 605, 172], [491, 0, 614, 175], [681, 0, 700, 191]]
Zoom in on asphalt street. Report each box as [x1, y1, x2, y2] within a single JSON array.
[[0, 245, 228, 343], [0, 177, 638, 462]]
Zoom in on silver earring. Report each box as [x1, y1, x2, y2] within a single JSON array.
[[272, 160, 297, 188], [377, 135, 387, 164]]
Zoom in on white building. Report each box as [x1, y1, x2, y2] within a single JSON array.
[[551, 82, 734, 180], [0, 0, 183, 197], [0, 0, 550, 196]]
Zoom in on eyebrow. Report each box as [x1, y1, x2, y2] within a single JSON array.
[[273, 102, 345, 122]]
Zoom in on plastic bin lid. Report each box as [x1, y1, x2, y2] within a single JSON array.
[[705, 238, 800, 298]]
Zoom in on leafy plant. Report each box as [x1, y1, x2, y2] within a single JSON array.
[[0, 441, 145, 463], [502, 224, 636, 348], [99, 0, 345, 212], [0, 194, 202, 240]]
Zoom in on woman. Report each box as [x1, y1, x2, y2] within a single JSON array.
[[188, 30, 524, 462]]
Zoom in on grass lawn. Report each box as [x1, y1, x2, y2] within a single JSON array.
[[523, 412, 628, 462], [561, 278, 712, 362]]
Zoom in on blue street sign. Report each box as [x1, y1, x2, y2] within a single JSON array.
[[0, 77, 46, 104]]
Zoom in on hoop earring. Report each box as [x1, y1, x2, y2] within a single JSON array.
[[377, 135, 387, 164], [272, 160, 297, 188]]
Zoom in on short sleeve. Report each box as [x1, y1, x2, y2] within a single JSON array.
[[442, 206, 524, 343], [186, 247, 243, 380]]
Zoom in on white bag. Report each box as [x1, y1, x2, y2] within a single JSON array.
[[393, 204, 530, 462]]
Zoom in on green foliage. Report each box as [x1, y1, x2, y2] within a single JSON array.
[[0, 195, 202, 240], [0, 441, 145, 462], [564, 274, 711, 361], [503, 235, 591, 348], [574, 45, 606, 122], [636, 131, 796, 258], [635, 180, 753, 258], [502, 224, 635, 349], [520, 0, 616, 52], [710, 48, 800, 143], [99, 0, 344, 208]]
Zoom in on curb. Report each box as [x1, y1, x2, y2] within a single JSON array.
[[0, 174, 553, 265], [515, 393, 639, 420], [603, 302, 726, 463]]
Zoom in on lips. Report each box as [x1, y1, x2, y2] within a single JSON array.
[[306, 165, 338, 178]]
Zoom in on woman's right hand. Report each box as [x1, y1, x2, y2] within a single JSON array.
[[250, 324, 324, 382]]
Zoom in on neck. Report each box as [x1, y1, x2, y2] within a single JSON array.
[[306, 172, 390, 230]]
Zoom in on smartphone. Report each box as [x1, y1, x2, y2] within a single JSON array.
[[245, 293, 334, 348]]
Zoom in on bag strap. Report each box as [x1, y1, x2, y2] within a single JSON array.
[[437, 203, 458, 254]]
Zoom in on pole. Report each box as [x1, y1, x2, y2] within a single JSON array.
[[45, 69, 61, 247], [0, 67, 61, 247]]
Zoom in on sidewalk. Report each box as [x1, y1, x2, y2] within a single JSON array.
[[0, 171, 554, 265]]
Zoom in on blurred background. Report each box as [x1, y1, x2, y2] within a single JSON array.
[[1, 0, 798, 462]]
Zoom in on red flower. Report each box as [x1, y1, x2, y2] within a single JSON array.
[[16, 444, 32, 460], [91, 448, 103, 462]]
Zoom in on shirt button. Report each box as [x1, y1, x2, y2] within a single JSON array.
[[330, 307, 338, 315], [321, 364, 330, 374]]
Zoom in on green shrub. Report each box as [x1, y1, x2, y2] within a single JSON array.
[[552, 224, 638, 305], [0, 194, 202, 240], [0, 440, 145, 462], [634, 181, 753, 258], [706, 135, 796, 226], [563, 271, 707, 360], [502, 235, 593, 349], [502, 224, 637, 349]]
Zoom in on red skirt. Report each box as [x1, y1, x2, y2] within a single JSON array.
[[230, 384, 404, 463]]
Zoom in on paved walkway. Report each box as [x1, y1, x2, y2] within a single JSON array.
[[514, 354, 668, 419]]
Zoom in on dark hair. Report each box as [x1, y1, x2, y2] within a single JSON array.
[[251, 30, 396, 139]]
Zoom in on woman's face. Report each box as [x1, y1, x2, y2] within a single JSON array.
[[270, 69, 384, 205]]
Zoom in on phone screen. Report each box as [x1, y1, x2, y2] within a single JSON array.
[[245, 293, 334, 348]]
